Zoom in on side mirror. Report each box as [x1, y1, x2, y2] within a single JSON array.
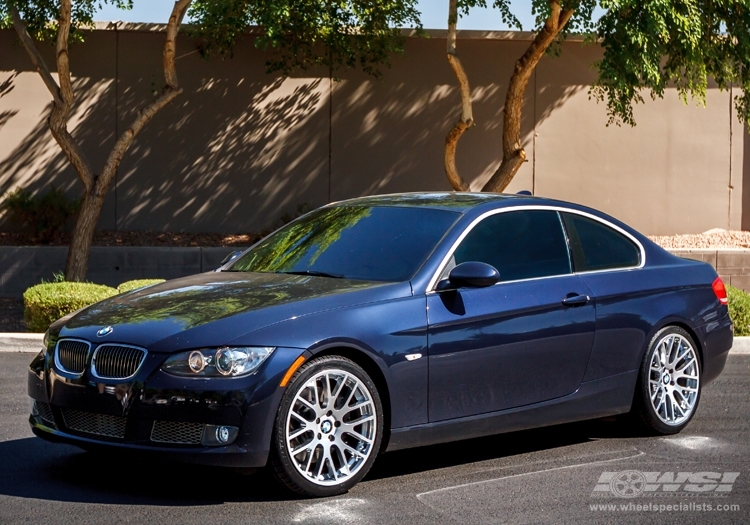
[[217, 250, 243, 270], [436, 261, 500, 291]]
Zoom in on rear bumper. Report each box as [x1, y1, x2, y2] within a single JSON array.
[[697, 311, 733, 385]]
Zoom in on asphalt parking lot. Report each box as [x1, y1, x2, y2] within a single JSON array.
[[0, 351, 747, 525]]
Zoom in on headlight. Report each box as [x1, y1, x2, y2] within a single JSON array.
[[42, 329, 49, 350], [161, 347, 275, 378]]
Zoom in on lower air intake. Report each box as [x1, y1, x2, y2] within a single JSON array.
[[35, 401, 56, 427], [61, 409, 127, 439], [151, 420, 204, 445]]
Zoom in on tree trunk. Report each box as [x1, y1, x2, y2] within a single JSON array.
[[65, 192, 105, 281], [444, 0, 472, 192], [481, 1, 574, 193], [11, 0, 192, 281]]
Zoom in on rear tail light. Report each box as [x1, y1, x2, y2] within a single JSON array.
[[712, 277, 728, 306]]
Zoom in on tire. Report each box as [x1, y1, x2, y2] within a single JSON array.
[[270, 355, 384, 497], [632, 326, 701, 435]]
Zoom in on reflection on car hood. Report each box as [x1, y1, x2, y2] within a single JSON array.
[[56, 271, 406, 352]]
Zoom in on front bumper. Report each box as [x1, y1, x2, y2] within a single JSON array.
[[28, 346, 306, 468]]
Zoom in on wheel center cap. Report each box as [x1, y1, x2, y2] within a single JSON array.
[[662, 371, 671, 385], [321, 420, 333, 434]]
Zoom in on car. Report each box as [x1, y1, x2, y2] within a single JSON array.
[[27, 192, 733, 497]]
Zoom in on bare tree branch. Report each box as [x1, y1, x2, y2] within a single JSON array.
[[482, 0, 574, 193], [444, 0, 472, 192], [97, 0, 191, 196], [10, 2, 95, 191], [9, 7, 62, 105]]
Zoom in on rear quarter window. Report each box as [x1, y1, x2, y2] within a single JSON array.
[[561, 212, 641, 272]]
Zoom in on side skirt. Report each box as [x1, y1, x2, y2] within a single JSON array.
[[385, 370, 637, 452]]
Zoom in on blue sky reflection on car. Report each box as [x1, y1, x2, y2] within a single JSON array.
[[228, 204, 461, 282]]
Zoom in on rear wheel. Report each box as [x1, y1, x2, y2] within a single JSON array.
[[632, 326, 701, 435], [270, 355, 383, 497]]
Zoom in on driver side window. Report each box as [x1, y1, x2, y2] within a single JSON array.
[[451, 210, 572, 282]]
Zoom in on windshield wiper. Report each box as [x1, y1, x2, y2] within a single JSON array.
[[276, 270, 345, 279]]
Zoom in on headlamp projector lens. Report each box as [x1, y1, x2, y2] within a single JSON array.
[[215, 349, 234, 375], [188, 351, 205, 373]]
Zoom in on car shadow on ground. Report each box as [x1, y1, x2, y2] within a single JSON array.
[[0, 417, 646, 506], [367, 416, 646, 481]]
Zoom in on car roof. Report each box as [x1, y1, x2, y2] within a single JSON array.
[[329, 192, 535, 212]]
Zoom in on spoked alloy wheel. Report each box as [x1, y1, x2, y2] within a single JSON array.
[[648, 333, 700, 426], [271, 356, 383, 497], [634, 326, 701, 434]]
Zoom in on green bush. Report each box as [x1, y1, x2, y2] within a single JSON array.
[[728, 285, 750, 336], [117, 279, 165, 294], [2, 186, 80, 243], [23, 282, 117, 332]]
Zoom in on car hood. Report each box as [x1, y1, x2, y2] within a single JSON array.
[[55, 271, 410, 352]]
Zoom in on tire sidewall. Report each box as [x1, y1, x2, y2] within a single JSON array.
[[637, 326, 702, 435], [271, 355, 384, 497]]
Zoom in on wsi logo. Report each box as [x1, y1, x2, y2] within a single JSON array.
[[592, 471, 740, 498]]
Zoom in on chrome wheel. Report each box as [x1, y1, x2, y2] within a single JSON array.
[[647, 333, 700, 426], [285, 368, 377, 486]]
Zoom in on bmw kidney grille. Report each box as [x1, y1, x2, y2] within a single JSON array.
[[55, 340, 91, 374], [92, 345, 147, 379]]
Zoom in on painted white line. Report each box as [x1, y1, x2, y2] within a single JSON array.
[[416, 451, 646, 499]]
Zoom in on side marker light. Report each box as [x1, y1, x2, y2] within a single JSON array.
[[280, 356, 306, 387]]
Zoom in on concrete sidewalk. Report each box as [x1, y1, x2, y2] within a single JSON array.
[[2, 332, 750, 354]]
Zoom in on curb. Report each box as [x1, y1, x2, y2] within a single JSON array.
[[2, 333, 750, 354], [0, 333, 43, 353]]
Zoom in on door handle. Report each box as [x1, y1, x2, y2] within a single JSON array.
[[562, 294, 590, 307]]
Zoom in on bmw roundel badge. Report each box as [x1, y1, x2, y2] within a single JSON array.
[[97, 326, 114, 337]]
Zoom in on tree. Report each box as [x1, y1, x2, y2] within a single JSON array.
[[1, 0, 192, 281], [447, 1, 750, 193], [188, 1, 422, 78], [2, 0, 421, 282], [444, 0, 473, 192]]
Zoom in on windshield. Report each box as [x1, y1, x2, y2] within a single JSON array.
[[228, 205, 460, 282]]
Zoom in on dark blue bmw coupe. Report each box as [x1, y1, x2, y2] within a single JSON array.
[[28, 192, 733, 496]]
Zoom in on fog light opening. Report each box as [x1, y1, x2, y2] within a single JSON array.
[[202, 424, 239, 446]]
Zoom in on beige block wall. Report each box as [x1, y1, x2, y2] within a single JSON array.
[[671, 249, 750, 292], [0, 27, 746, 234]]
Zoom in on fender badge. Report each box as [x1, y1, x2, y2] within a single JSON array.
[[97, 326, 114, 337]]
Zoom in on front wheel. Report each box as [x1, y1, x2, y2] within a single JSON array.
[[633, 326, 701, 434], [270, 355, 383, 497]]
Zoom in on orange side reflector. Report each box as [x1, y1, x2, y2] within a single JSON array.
[[280, 356, 306, 387]]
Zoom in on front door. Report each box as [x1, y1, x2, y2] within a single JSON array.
[[427, 209, 596, 422]]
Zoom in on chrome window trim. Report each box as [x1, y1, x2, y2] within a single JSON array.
[[426, 205, 646, 293], [91, 343, 148, 381], [53, 338, 92, 378]]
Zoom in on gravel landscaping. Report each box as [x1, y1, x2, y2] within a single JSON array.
[[648, 228, 750, 249]]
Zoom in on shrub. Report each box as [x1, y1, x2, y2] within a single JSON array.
[[728, 285, 750, 336], [117, 279, 165, 294], [2, 186, 80, 243], [23, 282, 117, 332]]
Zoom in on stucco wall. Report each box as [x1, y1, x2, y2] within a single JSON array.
[[0, 26, 746, 235]]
